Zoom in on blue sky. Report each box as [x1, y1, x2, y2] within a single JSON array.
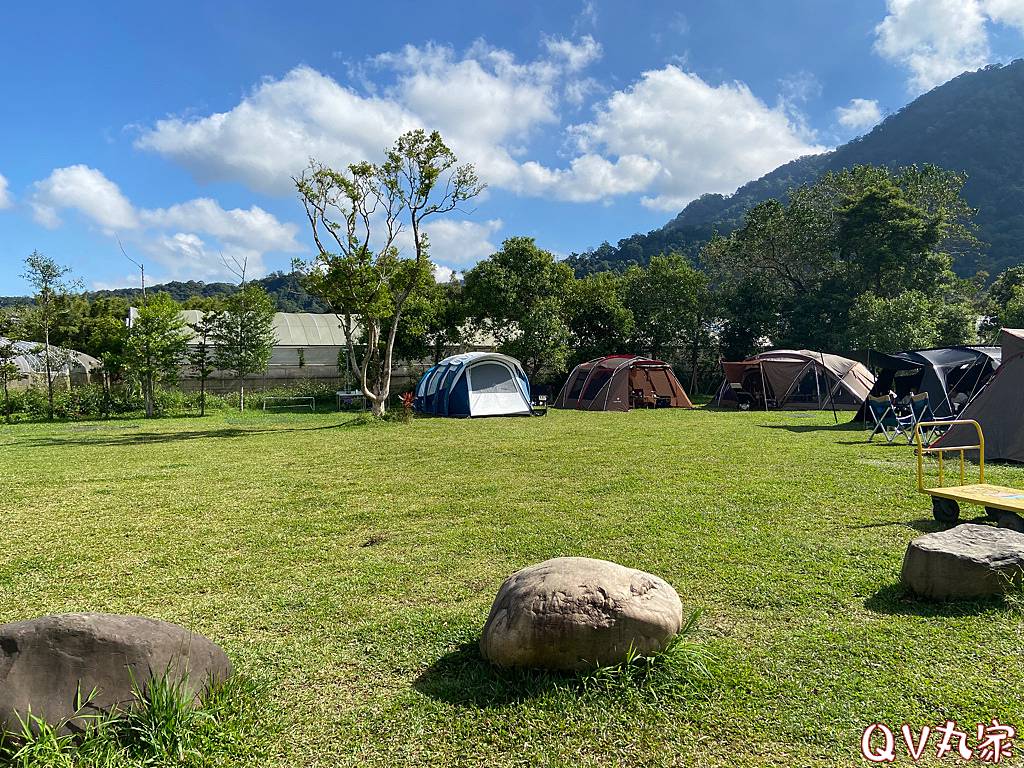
[[1, 0, 1023, 295]]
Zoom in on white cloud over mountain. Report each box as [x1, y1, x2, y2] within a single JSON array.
[[836, 98, 884, 131], [575, 66, 826, 211], [875, 0, 1024, 93], [135, 39, 824, 212]]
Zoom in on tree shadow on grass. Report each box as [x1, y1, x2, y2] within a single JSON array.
[[760, 419, 865, 434], [412, 642, 571, 708], [851, 514, 991, 534], [864, 583, 1008, 617], [9, 418, 369, 448]]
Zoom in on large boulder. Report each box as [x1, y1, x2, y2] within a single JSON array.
[[0, 613, 232, 736], [901, 524, 1024, 599], [480, 557, 683, 671]]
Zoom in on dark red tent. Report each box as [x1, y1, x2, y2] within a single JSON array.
[[553, 355, 693, 412]]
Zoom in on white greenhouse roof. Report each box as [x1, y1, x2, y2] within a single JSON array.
[[178, 311, 352, 347], [0, 338, 102, 376]]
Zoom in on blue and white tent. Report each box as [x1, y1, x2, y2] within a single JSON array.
[[413, 352, 534, 417]]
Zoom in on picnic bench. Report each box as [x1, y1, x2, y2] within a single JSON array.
[[262, 396, 315, 412]]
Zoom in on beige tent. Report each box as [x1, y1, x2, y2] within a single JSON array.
[[717, 349, 874, 410], [937, 329, 1024, 462]]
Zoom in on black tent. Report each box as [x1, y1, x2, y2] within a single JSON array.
[[856, 346, 1001, 418]]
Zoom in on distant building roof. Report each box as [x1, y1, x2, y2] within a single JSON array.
[[178, 311, 351, 347]]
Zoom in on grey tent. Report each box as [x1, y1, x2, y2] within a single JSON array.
[[936, 330, 1024, 462], [858, 346, 1001, 418]]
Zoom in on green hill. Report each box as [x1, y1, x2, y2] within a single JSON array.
[[569, 59, 1024, 277], [1, 271, 326, 312]]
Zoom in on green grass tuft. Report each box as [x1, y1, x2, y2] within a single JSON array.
[[0, 673, 270, 768]]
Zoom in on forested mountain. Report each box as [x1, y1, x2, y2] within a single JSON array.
[[0, 271, 326, 312], [569, 59, 1024, 277]]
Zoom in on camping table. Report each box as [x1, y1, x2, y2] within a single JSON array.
[[914, 419, 1024, 523], [336, 390, 367, 410]]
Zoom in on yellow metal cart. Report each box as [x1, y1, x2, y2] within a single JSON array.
[[915, 419, 1024, 523]]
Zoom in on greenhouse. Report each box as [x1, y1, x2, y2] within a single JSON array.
[[0, 337, 102, 389]]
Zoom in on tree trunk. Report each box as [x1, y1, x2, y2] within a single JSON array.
[[2, 378, 9, 423], [200, 376, 207, 417], [690, 321, 701, 395], [144, 373, 155, 418], [371, 397, 386, 417]]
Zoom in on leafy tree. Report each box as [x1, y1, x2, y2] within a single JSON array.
[[837, 180, 945, 296], [212, 284, 276, 411], [704, 165, 979, 353], [847, 291, 976, 353], [981, 266, 1024, 335], [464, 237, 573, 380], [623, 254, 713, 389], [20, 252, 79, 420], [187, 311, 223, 416], [123, 293, 189, 417], [0, 311, 24, 423], [395, 277, 469, 367], [565, 271, 634, 366], [295, 129, 483, 415]]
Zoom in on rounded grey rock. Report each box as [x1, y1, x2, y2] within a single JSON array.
[[0, 613, 232, 736], [901, 523, 1024, 599], [480, 557, 683, 671]]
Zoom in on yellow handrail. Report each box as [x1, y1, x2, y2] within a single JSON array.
[[914, 419, 985, 491]]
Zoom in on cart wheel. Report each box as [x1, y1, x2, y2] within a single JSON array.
[[932, 497, 960, 524]]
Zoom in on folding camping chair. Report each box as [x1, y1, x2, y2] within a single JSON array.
[[866, 394, 915, 443]]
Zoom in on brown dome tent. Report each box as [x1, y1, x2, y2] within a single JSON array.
[[553, 355, 693, 411], [716, 349, 874, 410], [936, 329, 1024, 462]]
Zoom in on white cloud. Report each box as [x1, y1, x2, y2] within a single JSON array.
[[875, 0, 992, 93], [517, 153, 660, 203], [31, 164, 138, 230], [0, 173, 11, 210], [836, 98, 884, 131], [984, 0, 1024, 31], [572, 65, 826, 211], [135, 43, 576, 197], [133, 42, 662, 206], [423, 218, 503, 268], [433, 264, 460, 283], [140, 198, 300, 254], [29, 165, 299, 281], [136, 66, 418, 195], [136, 41, 829, 212], [573, 0, 598, 33], [542, 35, 602, 72], [141, 234, 269, 282]]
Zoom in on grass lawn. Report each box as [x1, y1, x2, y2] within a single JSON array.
[[2, 407, 1023, 766]]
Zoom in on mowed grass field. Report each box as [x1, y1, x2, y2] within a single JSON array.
[[2, 406, 1023, 767]]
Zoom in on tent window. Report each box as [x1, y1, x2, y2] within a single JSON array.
[[469, 362, 518, 393], [582, 368, 614, 399], [789, 369, 819, 404], [567, 371, 587, 399]]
